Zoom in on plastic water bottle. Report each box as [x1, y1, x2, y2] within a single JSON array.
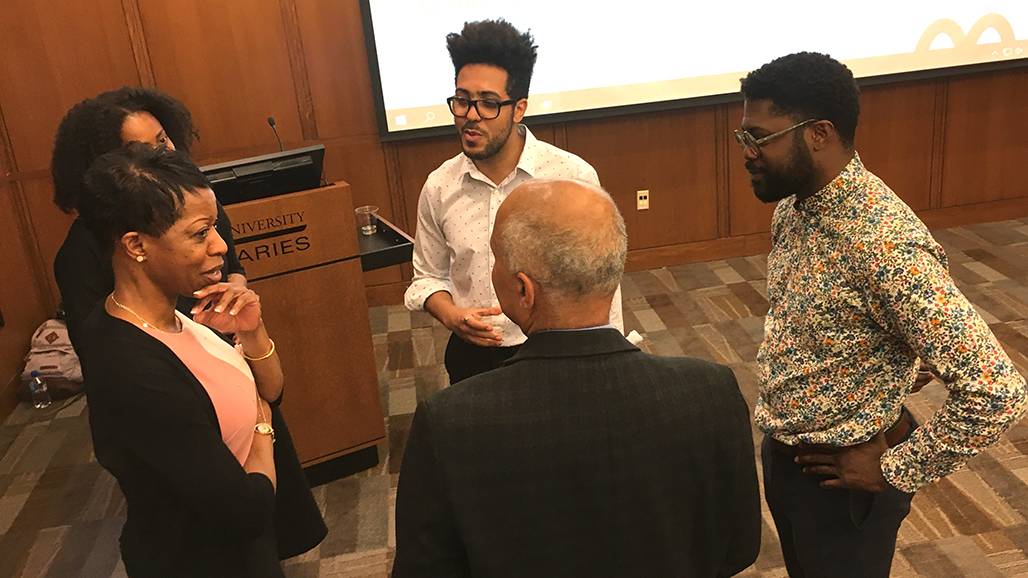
[[29, 371, 52, 409]]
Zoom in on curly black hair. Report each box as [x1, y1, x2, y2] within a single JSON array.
[[446, 19, 538, 100], [51, 86, 198, 213], [80, 142, 210, 247], [740, 52, 860, 147]]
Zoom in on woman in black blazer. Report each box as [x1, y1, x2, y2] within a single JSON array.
[[78, 144, 324, 577]]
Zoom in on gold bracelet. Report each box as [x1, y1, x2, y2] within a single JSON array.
[[242, 338, 275, 361]]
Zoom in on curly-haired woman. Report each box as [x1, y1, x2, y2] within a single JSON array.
[[51, 86, 245, 348]]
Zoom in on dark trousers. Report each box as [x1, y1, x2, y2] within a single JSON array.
[[443, 333, 520, 385], [761, 432, 915, 578]]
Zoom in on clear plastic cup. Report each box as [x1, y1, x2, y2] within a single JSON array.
[[355, 205, 380, 236]]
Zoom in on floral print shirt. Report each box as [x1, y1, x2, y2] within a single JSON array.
[[755, 153, 1026, 493]]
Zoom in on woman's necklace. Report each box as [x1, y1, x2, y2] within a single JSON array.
[[109, 292, 181, 332]]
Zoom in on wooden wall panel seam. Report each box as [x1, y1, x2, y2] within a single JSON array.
[[121, 0, 157, 87], [554, 123, 568, 150], [714, 106, 730, 238], [279, 0, 319, 141], [0, 98, 54, 314], [928, 80, 948, 209], [382, 143, 410, 234], [6, 181, 57, 313], [0, 103, 18, 174]]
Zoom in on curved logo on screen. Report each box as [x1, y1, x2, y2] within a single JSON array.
[[917, 14, 1022, 58]]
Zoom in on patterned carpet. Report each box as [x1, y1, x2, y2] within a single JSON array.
[[1, 217, 1027, 577]]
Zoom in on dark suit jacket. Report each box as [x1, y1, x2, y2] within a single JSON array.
[[392, 328, 761, 578], [81, 310, 325, 577]]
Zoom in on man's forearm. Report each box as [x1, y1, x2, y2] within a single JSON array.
[[424, 291, 456, 328], [881, 369, 1026, 492]]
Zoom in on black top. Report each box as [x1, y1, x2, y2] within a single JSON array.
[[80, 309, 326, 577], [82, 310, 276, 576], [54, 202, 245, 352], [55, 198, 324, 573], [392, 328, 762, 578]]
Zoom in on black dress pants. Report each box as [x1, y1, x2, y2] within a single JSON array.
[[761, 429, 916, 578], [443, 333, 520, 385]]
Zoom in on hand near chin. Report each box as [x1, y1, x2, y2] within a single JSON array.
[[191, 282, 263, 334]]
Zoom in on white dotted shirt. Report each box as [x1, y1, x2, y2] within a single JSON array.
[[404, 126, 624, 346]]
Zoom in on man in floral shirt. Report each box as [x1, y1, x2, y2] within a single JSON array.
[[738, 52, 1026, 577]]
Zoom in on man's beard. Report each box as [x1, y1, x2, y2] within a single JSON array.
[[748, 133, 816, 204], [462, 119, 514, 161]]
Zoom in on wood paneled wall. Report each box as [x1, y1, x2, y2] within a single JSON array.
[[1, 0, 1027, 413]]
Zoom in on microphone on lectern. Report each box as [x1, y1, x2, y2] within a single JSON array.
[[267, 116, 284, 152]]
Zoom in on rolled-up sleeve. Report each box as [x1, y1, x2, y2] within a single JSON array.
[[405, 184, 456, 311], [578, 165, 600, 188], [868, 240, 1027, 492]]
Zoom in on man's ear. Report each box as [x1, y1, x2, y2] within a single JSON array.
[[120, 231, 147, 262], [512, 98, 528, 123], [810, 120, 835, 151], [516, 271, 536, 310]]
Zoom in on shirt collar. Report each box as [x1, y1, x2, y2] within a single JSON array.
[[513, 125, 542, 178], [794, 151, 865, 214], [459, 125, 539, 185], [502, 327, 637, 366]]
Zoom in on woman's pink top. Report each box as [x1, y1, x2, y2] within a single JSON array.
[[144, 312, 257, 465]]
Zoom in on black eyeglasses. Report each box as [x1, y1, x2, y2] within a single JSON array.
[[446, 96, 517, 120]]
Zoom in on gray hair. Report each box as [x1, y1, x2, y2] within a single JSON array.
[[495, 180, 627, 299]]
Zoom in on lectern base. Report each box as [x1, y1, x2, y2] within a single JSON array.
[[304, 445, 381, 487]]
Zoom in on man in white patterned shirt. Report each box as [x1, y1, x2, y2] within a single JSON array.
[[404, 19, 623, 384]]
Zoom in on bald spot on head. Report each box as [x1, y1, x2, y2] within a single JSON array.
[[495, 179, 616, 249], [493, 178, 626, 302]]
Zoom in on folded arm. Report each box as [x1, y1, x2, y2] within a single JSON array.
[[867, 240, 1027, 492]]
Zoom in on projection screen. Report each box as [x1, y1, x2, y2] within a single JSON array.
[[360, 1, 1028, 139]]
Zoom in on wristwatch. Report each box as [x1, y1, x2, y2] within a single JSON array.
[[255, 422, 275, 443]]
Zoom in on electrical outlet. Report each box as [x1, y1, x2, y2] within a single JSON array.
[[636, 189, 650, 211]]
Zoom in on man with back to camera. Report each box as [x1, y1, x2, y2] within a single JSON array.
[[737, 51, 1027, 577], [392, 178, 761, 578], [403, 19, 623, 385]]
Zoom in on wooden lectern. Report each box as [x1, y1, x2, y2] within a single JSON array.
[[222, 182, 385, 466]]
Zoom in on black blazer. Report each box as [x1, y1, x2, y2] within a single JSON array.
[[81, 310, 325, 577], [393, 328, 761, 578], [55, 204, 245, 352]]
